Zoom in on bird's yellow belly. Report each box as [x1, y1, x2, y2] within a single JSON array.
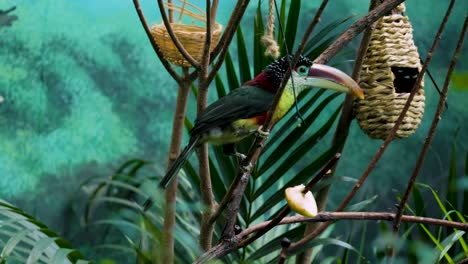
[[203, 118, 259, 145], [272, 89, 295, 123]]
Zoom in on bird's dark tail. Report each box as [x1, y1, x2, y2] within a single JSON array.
[[142, 136, 199, 210]]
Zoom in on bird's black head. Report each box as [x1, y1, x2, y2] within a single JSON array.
[[263, 55, 314, 91]]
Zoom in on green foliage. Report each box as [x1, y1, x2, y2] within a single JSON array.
[[0, 200, 89, 264]]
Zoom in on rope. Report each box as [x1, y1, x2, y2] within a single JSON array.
[[261, 0, 280, 58]]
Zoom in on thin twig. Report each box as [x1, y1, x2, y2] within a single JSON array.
[[393, 13, 467, 232], [132, 0, 181, 83], [238, 212, 468, 237], [206, 0, 250, 83], [156, 0, 201, 68], [161, 68, 192, 263], [209, 1, 248, 62], [286, 0, 455, 254]]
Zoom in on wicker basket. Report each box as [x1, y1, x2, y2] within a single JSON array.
[[150, 1, 222, 67], [355, 3, 425, 139]]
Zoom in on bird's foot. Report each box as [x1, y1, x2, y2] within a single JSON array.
[[241, 162, 253, 173], [256, 125, 270, 138], [234, 152, 247, 161]]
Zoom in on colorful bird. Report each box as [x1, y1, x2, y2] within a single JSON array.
[[150, 55, 363, 199]]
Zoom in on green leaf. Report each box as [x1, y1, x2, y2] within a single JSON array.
[[437, 231, 465, 263], [288, 237, 363, 259], [283, 0, 301, 54], [255, 97, 342, 197], [236, 26, 252, 83], [209, 156, 227, 201], [451, 72, 468, 91], [225, 52, 240, 90], [26, 237, 59, 264], [277, 0, 287, 51], [262, 89, 325, 154], [215, 74, 227, 98], [447, 143, 458, 210], [0, 200, 88, 263], [345, 195, 378, 212], [254, 2, 266, 75], [304, 15, 354, 56], [247, 225, 305, 261]]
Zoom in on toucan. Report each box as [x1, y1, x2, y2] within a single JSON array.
[[153, 55, 363, 194]]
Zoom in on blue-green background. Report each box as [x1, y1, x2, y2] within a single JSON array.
[[0, 0, 467, 254]]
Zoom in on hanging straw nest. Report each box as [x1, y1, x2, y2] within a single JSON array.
[[150, 1, 222, 67], [355, 4, 425, 139]]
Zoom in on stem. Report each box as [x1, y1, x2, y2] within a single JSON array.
[[161, 68, 192, 264], [132, 0, 181, 83], [286, 0, 454, 254], [393, 13, 466, 232], [156, 0, 201, 68], [197, 0, 218, 251], [239, 212, 468, 237]]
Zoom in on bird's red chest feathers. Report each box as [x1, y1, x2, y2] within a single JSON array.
[[243, 72, 277, 93], [248, 111, 269, 125]]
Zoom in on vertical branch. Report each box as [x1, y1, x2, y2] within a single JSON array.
[[197, 0, 219, 251], [160, 68, 192, 264], [392, 15, 467, 233], [284, 0, 455, 254], [132, 0, 181, 83]]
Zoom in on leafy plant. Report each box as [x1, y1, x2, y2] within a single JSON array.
[[0, 200, 90, 264]]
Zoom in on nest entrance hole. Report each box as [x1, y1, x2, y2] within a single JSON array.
[[391, 66, 420, 93]]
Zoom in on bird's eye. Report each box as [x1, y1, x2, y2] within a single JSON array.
[[297, 65, 309, 76]]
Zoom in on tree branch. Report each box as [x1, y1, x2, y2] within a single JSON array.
[[132, 0, 181, 83], [197, 0, 218, 251], [161, 68, 192, 263], [156, 0, 201, 68], [393, 12, 467, 232], [238, 212, 468, 238]]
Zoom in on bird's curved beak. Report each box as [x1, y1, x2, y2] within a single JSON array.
[[306, 64, 364, 99]]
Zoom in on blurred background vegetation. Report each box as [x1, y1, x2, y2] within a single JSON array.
[[0, 0, 467, 263]]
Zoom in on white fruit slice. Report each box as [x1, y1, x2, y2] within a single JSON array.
[[285, 184, 318, 217]]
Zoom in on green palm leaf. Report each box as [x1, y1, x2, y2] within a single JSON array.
[[0, 200, 89, 264]]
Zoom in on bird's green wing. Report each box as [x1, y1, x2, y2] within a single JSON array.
[[190, 85, 274, 136]]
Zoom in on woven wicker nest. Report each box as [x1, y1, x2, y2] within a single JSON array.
[[150, 1, 222, 67], [355, 4, 425, 139]]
